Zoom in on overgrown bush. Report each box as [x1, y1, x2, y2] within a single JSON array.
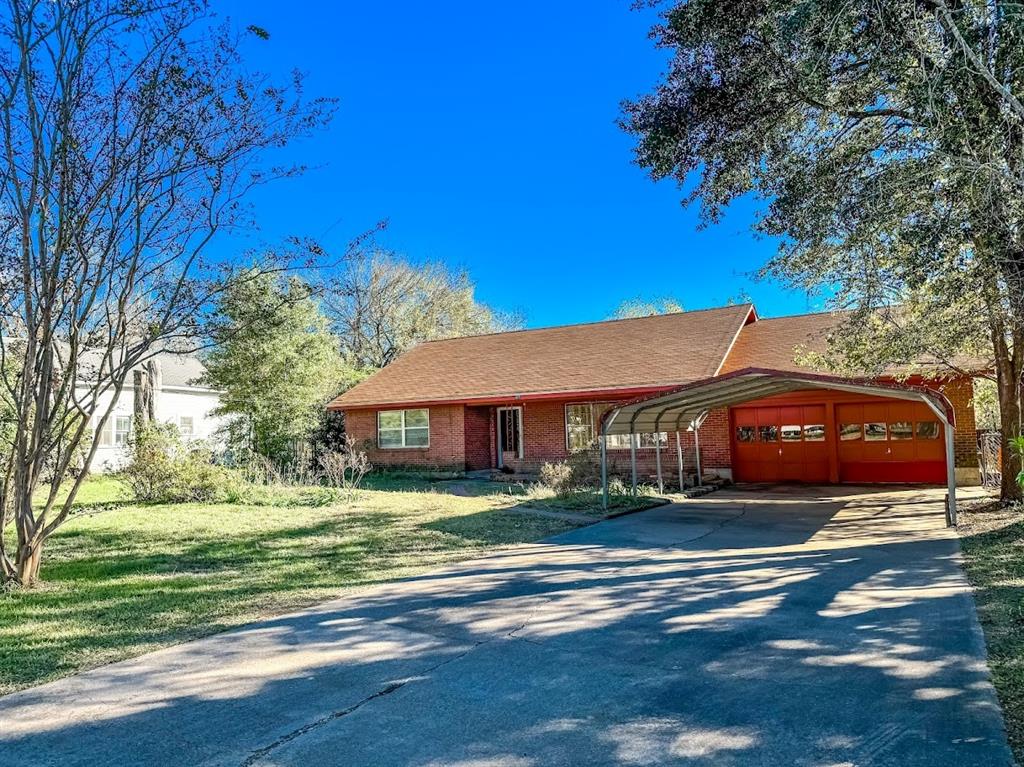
[[319, 435, 371, 495], [538, 450, 600, 497], [122, 423, 239, 503]]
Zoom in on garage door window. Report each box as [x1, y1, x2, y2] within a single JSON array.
[[736, 426, 755, 442], [759, 425, 778, 442], [916, 421, 941, 439], [889, 421, 913, 440], [803, 424, 826, 442], [839, 423, 862, 441], [864, 422, 887, 441], [781, 425, 802, 442]]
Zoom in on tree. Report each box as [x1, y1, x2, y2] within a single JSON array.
[[202, 271, 344, 465], [624, 0, 1024, 500], [326, 249, 521, 370], [0, 0, 331, 585], [609, 296, 684, 319]]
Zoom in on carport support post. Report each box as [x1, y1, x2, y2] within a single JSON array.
[[600, 410, 617, 511], [693, 419, 703, 487], [945, 423, 957, 526], [675, 431, 684, 492], [629, 422, 638, 496], [654, 414, 664, 494]]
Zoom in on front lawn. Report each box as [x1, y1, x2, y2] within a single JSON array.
[[0, 476, 581, 695], [957, 501, 1024, 762]]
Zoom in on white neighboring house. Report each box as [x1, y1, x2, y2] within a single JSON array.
[[85, 353, 228, 473]]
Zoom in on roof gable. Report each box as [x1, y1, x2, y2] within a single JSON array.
[[331, 304, 755, 409]]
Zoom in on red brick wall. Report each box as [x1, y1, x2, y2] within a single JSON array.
[[464, 406, 492, 471], [924, 377, 977, 469], [345, 405, 466, 471]]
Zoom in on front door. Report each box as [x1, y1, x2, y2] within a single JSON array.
[[497, 407, 523, 468]]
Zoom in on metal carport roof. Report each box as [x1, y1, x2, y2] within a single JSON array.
[[598, 368, 959, 524]]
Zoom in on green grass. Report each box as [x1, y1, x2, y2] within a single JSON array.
[[0, 476, 578, 695], [958, 504, 1024, 762]]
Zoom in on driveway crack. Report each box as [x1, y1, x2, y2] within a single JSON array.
[[238, 641, 487, 766]]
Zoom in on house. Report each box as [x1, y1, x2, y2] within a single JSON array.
[[85, 353, 227, 473], [327, 304, 983, 486]]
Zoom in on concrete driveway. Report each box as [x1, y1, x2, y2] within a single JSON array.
[[0, 486, 1013, 766]]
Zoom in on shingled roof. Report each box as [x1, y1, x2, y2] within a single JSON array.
[[719, 311, 839, 374], [330, 304, 755, 409]]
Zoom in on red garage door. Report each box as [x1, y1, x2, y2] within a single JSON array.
[[732, 398, 947, 484]]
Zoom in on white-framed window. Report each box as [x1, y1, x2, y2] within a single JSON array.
[[179, 416, 194, 439], [114, 415, 132, 446], [377, 409, 429, 448], [565, 402, 667, 451]]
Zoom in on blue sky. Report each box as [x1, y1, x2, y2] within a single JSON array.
[[219, 1, 818, 327]]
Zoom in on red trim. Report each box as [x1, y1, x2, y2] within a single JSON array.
[[330, 385, 681, 412]]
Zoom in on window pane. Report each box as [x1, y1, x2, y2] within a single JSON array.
[[379, 429, 403, 448], [568, 426, 592, 452], [566, 405, 591, 427], [637, 432, 667, 448], [378, 411, 402, 430], [179, 416, 194, 437], [405, 409, 428, 428], [736, 426, 755, 443], [916, 421, 940, 440], [759, 425, 778, 442], [864, 422, 887, 441], [404, 427, 429, 447], [839, 423, 862, 441], [605, 434, 632, 450], [803, 424, 826, 442], [890, 421, 913, 440], [781, 425, 802, 442]]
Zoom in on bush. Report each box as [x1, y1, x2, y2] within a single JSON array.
[[538, 450, 600, 497], [319, 435, 371, 495], [1010, 436, 1024, 491], [122, 423, 239, 503]]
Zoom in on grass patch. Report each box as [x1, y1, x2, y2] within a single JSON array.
[[1, 476, 578, 695], [520, 486, 667, 518], [958, 500, 1024, 762]]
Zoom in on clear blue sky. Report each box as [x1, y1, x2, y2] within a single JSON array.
[[219, 0, 818, 327]]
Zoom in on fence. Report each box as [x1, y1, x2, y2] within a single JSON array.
[[977, 430, 1003, 489]]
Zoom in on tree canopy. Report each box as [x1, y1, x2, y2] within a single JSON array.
[[326, 250, 521, 371], [609, 296, 685, 319], [202, 271, 344, 465], [624, 0, 1024, 499]]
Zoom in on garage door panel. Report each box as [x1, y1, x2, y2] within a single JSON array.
[[733, 396, 947, 485]]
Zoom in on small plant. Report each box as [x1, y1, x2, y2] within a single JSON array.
[[1010, 436, 1024, 492], [318, 435, 371, 495], [538, 450, 600, 497]]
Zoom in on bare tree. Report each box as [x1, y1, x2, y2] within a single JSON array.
[[0, 0, 332, 585], [326, 248, 522, 371]]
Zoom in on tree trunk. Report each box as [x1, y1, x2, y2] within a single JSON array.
[[15, 540, 42, 586], [997, 378, 1023, 502]]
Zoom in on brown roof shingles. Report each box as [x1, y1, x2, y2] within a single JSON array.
[[330, 304, 755, 409], [719, 311, 840, 374]]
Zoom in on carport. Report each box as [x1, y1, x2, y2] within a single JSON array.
[[599, 368, 959, 524]]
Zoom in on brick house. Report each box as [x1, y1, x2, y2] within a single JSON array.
[[328, 304, 983, 486]]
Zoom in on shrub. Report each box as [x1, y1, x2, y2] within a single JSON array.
[[538, 450, 600, 497], [319, 435, 371, 495], [122, 422, 239, 503]]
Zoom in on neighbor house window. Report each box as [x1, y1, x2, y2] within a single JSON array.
[[114, 415, 132, 446], [566, 404, 596, 451], [377, 409, 429, 448]]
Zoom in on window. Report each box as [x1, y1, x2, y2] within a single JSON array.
[[570, 401, 666, 450], [781, 424, 802, 442], [566, 404, 596, 451], [377, 409, 429, 448], [759, 425, 779, 442], [889, 421, 913, 440], [179, 416, 194, 439], [916, 421, 941, 440], [736, 426, 755, 443], [114, 415, 132, 446], [839, 423, 862, 441], [803, 424, 826, 442], [864, 422, 887, 441]]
